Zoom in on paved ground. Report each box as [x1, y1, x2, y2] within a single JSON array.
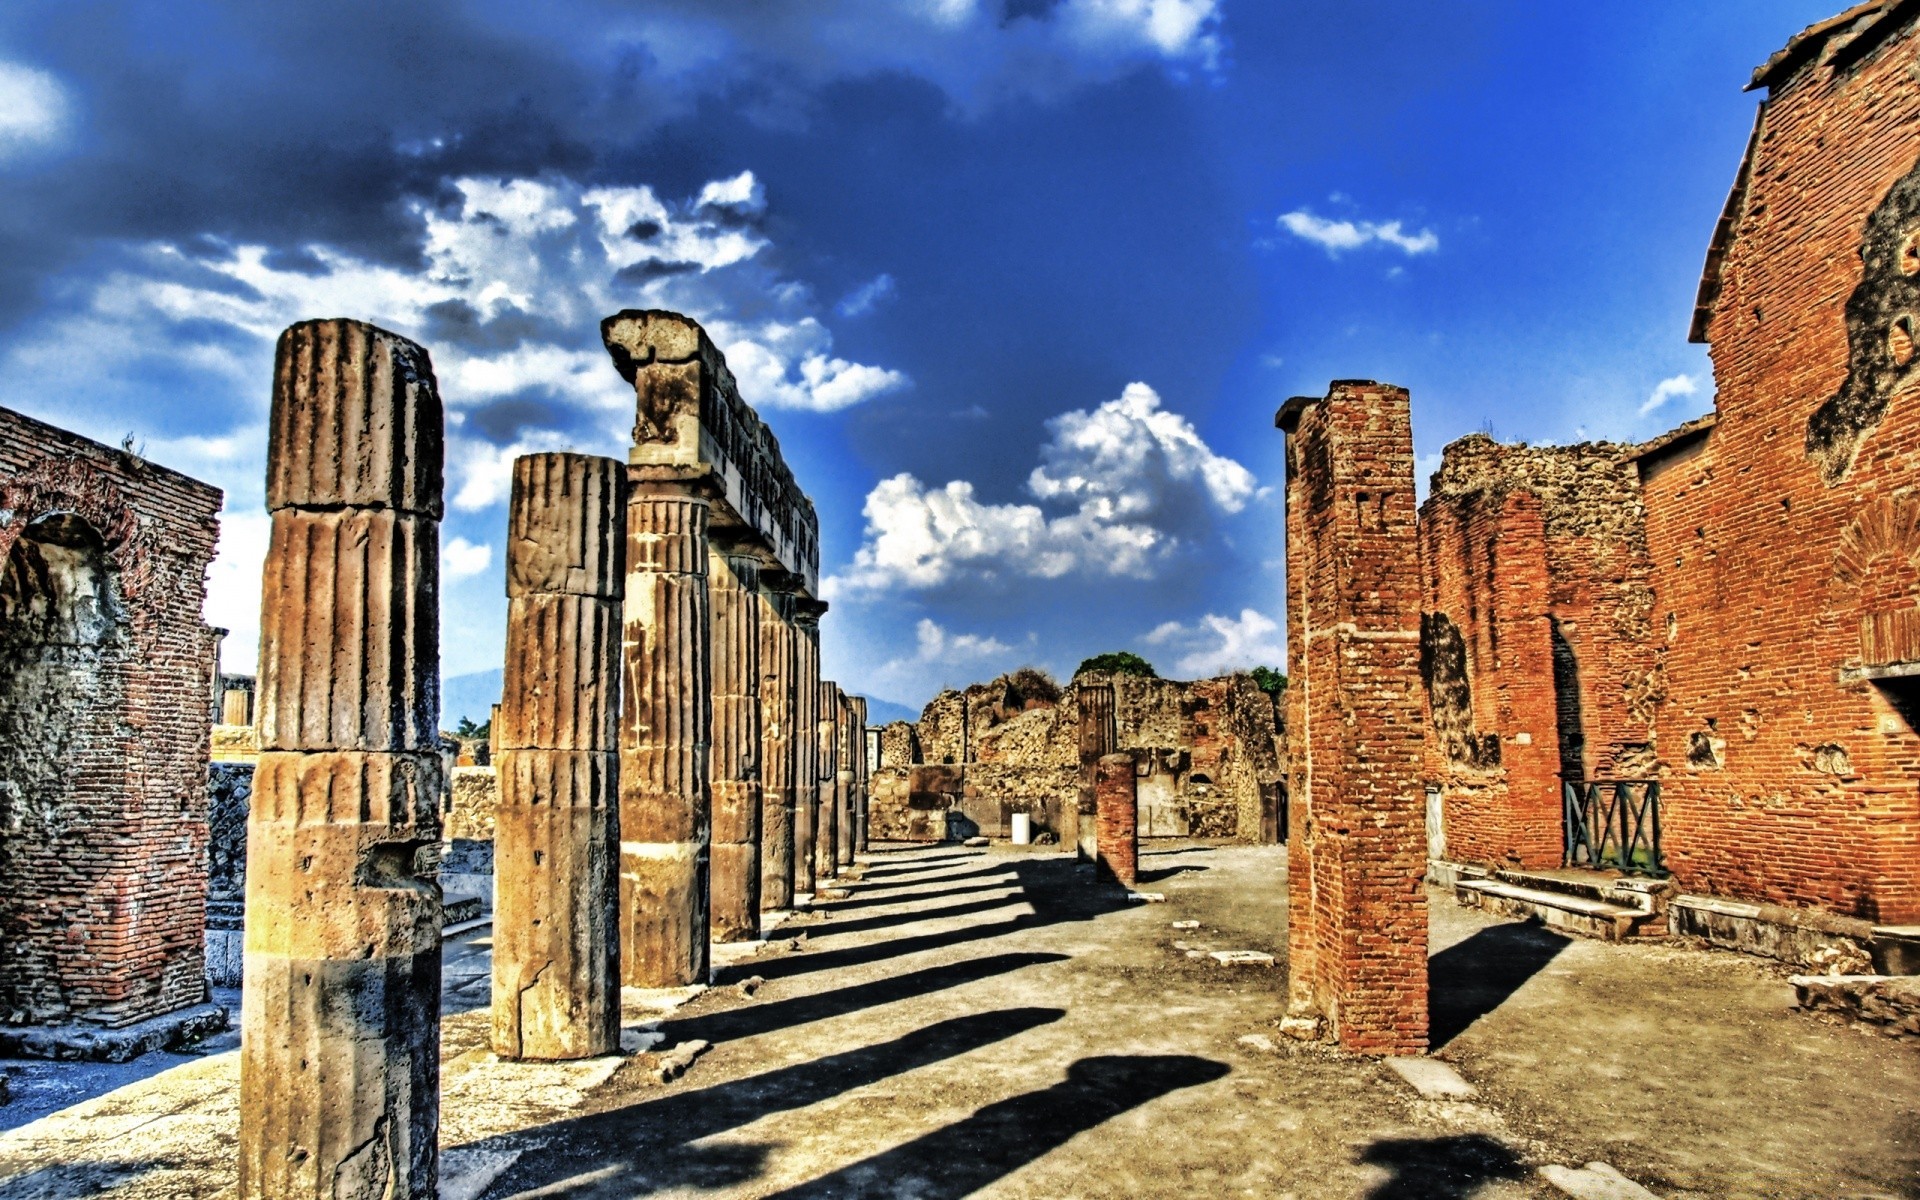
[[0, 841, 1915, 1198]]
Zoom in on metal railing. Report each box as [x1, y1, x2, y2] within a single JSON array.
[[1562, 778, 1665, 876]]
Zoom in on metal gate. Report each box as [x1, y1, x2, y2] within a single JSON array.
[[1563, 778, 1665, 876]]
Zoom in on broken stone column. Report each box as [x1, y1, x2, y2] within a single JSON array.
[[1076, 683, 1116, 861], [816, 681, 842, 881], [491, 452, 624, 1061], [709, 543, 763, 942], [241, 318, 444, 1200], [1095, 752, 1138, 888], [792, 604, 823, 894], [1277, 381, 1428, 1056], [757, 577, 797, 912], [620, 484, 712, 987]]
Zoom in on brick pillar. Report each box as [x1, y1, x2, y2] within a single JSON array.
[[1076, 683, 1116, 860], [1094, 752, 1138, 888], [792, 605, 822, 894], [757, 578, 797, 911], [491, 452, 624, 1060], [1277, 381, 1428, 1056], [620, 485, 711, 987], [709, 544, 763, 941], [241, 318, 443, 1199], [816, 681, 841, 881]]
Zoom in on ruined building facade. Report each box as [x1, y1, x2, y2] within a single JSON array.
[[0, 406, 222, 1031], [1421, 4, 1920, 926], [870, 670, 1284, 844]]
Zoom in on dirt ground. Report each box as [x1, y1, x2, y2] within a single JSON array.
[[0, 841, 1915, 1198]]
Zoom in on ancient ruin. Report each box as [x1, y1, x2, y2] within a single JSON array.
[[239, 318, 446, 1197], [1093, 752, 1138, 887]]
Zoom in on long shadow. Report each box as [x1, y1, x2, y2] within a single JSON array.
[[0, 1160, 165, 1199], [665, 952, 1065, 1046], [1141, 844, 1215, 857], [763, 1055, 1230, 1199], [1136, 863, 1210, 884], [826, 862, 1008, 896], [812, 876, 1019, 913], [474, 1007, 1067, 1197], [1428, 921, 1570, 1048], [1359, 1134, 1527, 1199], [858, 853, 978, 875], [810, 892, 1034, 940]]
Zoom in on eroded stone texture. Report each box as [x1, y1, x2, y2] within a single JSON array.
[[1278, 381, 1427, 1056], [835, 690, 856, 869], [757, 580, 797, 911], [849, 695, 869, 854], [709, 546, 763, 941], [792, 604, 823, 894], [1095, 752, 1138, 887], [240, 318, 444, 1199], [619, 488, 711, 988], [816, 681, 842, 881], [492, 453, 624, 1060]]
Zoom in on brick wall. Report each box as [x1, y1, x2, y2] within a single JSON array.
[[0, 405, 222, 1027], [1280, 381, 1427, 1055]]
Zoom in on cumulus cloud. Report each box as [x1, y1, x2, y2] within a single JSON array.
[[828, 382, 1254, 595], [1637, 372, 1699, 417], [1278, 210, 1438, 257], [0, 61, 71, 161], [1143, 608, 1285, 678], [909, 617, 1014, 663], [441, 537, 494, 581]]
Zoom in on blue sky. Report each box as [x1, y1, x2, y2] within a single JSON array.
[[0, 1, 1837, 720]]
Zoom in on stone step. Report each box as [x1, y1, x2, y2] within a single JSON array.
[[1456, 879, 1656, 942]]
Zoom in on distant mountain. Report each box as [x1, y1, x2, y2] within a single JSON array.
[[441, 668, 503, 729], [860, 696, 921, 726]]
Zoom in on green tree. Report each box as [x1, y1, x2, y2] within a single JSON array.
[[1249, 666, 1287, 697], [1073, 651, 1157, 679], [454, 715, 492, 740]]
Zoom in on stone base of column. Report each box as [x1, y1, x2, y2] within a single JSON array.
[[621, 841, 709, 987], [760, 789, 794, 912], [711, 840, 762, 942], [492, 750, 619, 1061], [1095, 753, 1138, 888]]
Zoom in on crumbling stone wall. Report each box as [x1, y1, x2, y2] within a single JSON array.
[[1647, 5, 1920, 922], [0, 405, 221, 1028], [869, 670, 1283, 843], [443, 765, 499, 911]]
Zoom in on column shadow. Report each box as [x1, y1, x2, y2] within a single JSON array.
[[825, 862, 1011, 897], [1358, 1134, 1527, 1199], [468, 1007, 1066, 1197], [812, 875, 1020, 913], [761, 1054, 1231, 1199], [1428, 921, 1570, 1048], [808, 892, 1034, 940]]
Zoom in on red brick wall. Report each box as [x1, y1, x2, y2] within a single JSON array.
[[1280, 381, 1427, 1056], [1650, 13, 1920, 923], [0, 406, 222, 1026]]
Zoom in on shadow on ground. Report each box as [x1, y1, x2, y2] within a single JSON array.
[[1428, 921, 1570, 1048], [1359, 1134, 1527, 1200]]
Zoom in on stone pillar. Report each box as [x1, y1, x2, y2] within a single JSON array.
[[491, 452, 624, 1061], [792, 605, 823, 894], [1095, 752, 1138, 888], [620, 485, 712, 988], [850, 696, 869, 853], [241, 318, 444, 1199], [709, 544, 763, 942], [757, 578, 797, 912], [1277, 381, 1428, 1056], [835, 692, 856, 868], [1076, 683, 1116, 861], [816, 681, 841, 882]]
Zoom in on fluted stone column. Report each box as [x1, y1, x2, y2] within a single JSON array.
[[240, 319, 443, 1200], [492, 453, 624, 1060], [835, 693, 856, 868], [850, 696, 869, 854], [816, 681, 842, 881], [757, 579, 797, 912], [792, 603, 823, 895], [709, 544, 763, 942], [621, 486, 712, 987]]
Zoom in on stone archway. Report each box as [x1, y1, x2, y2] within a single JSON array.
[[0, 511, 132, 1023]]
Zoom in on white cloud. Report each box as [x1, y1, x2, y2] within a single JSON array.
[[0, 62, 71, 161], [828, 381, 1254, 595], [836, 273, 897, 318], [205, 512, 271, 676], [1143, 608, 1285, 678], [441, 537, 494, 581], [1278, 209, 1438, 257], [1637, 372, 1699, 417], [910, 617, 1013, 663], [1061, 0, 1223, 66]]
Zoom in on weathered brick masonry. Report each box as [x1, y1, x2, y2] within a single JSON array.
[[0, 405, 221, 1028], [1279, 381, 1427, 1056]]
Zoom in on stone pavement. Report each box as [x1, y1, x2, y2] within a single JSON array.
[[0, 842, 1916, 1198]]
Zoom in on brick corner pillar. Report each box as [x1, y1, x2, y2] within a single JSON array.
[[816, 681, 843, 881], [791, 602, 825, 894], [492, 452, 625, 1060], [1076, 682, 1116, 861], [710, 542, 764, 941], [757, 574, 799, 912], [241, 318, 444, 1199], [1094, 752, 1138, 888], [1276, 380, 1428, 1057]]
